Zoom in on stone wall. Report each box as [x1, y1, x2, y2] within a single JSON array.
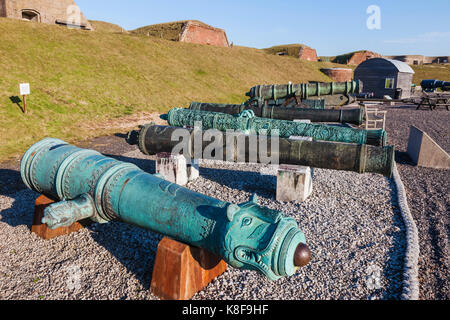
[[385, 55, 450, 65], [180, 21, 229, 47], [1, 0, 92, 29], [321, 68, 353, 82]]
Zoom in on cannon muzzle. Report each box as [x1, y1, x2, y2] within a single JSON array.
[[21, 138, 310, 281]]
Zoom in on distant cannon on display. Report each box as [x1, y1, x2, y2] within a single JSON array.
[[126, 124, 395, 177], [245, 80, 362, 107], [421, 79, 450, 92], [160, 108, 387, 146], [189, 102, 365, 125], [21, 138, 311, 281]]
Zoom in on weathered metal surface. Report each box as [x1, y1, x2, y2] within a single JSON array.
[[306, 94, 358, 107], [189, 102, 364, 125], [127, 124, 395, 177], [302, 99, 326, 109], [421, 79, 450, 93], [162, 108, 386, 146], [246, 80, 362, 101], [21, 138, 310, 281]]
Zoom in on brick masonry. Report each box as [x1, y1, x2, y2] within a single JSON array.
[[180, 21, 229, 47], [347, 51, 382, 66], [0, 0, 92, 30], [321, 68, 353, 82], [298, 46, 318, 61]]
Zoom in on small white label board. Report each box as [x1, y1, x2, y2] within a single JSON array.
[[20, 83, 30, 96]]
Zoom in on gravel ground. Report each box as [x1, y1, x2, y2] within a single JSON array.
[[0, 143, 406, 300], [382, 104, 449, 300]]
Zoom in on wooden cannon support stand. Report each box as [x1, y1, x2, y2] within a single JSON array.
[[32, 195, 227, 300]]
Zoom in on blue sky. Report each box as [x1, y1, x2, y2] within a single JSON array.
[[76, 0, 450, 56]]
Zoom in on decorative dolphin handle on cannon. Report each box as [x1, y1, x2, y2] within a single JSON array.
[[21, 138, 311, 281], [189, 102, 365, 125], [127, 124, 395, 177], [161, 108, 387, 146]]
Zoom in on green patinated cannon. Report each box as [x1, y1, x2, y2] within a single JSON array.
[[246, 80, 362, 101], [189, 102, 365, 125], [161, 108, 386, 146], [245, 80, 361, 107], [127, 124, 395, 177], [20, 138, 311, 281]]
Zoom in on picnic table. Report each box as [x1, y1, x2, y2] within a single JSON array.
[[416, 93, 450, 111]]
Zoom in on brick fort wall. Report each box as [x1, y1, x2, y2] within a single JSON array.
[[321, 68, 353, 82], [180, 21, 229, 47], [298, 46, 318, 61], [348, 51, 381, 65]]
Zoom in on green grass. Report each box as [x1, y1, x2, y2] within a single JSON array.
[[88, 20, 128, 34], [263, 44, 310, 57], [411, 64, 450, 84], [0, 18, 335, 161]]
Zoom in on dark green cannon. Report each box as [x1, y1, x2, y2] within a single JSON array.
[[189, 102, 365, 125], [246, 80, 362, 100], [20, 138, 311, 281], [421, 79, 450, 93], [161, 108, 386, 146], [127, 124, 395, 177], [245, 80, 362, 107]]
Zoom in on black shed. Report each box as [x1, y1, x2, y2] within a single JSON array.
[[354, 58, 415, 99]]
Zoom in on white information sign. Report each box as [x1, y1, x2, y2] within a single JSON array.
[[20, 83, 30, 96]]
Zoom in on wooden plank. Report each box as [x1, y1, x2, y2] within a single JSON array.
[[150, 237, 227, 300]]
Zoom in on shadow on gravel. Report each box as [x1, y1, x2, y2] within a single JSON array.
[[199, 167, 277, 199], [381, 178, 408, 300], [395, 151, 415, 166], [0, 169, 26, 196], [0, 195, 35, 228], [88, 222, 161, 290]]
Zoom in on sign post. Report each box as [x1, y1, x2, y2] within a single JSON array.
[[19, 83, 30, 113]]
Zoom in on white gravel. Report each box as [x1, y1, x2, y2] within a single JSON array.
[[0, 149, 406, 300]]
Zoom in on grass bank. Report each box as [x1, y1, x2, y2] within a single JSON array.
[[0, 18, 334, 161]]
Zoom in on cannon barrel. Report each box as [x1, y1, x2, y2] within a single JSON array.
[[421, 79, 450, 92], [161, 108, 386, 146], [127, 124, 395, 177], [189, 102, 365, 125], [246, 80, 362, 101], [21, 138, 310, 281]]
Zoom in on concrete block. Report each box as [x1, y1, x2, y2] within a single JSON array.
[[187, 159, 200, 182], [156, 153, 188, 186], [407, 126, 450, 169], [276, 165, 313, 202], [384, 95, 395, 106]]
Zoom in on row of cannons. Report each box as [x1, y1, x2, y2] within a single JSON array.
[[21, 80, 395, 299]]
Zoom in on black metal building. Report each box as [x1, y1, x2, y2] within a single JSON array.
[[354, 58, 415, 99]]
